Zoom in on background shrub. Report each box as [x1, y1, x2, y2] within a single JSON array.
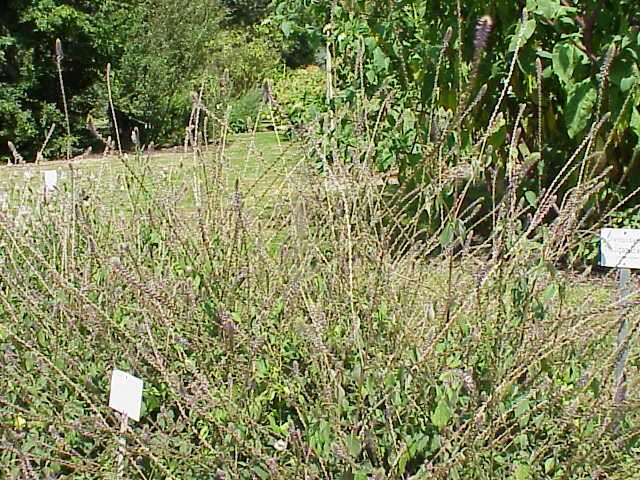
[[228, 88, 263, 132], [272, 65, 325, 130]]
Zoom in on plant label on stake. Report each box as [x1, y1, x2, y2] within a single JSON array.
[[109, 369, 143, 421], [42, 170, 58, 194], [600, 228, 636, 433], [109, 369, 143, 478], [600, 228, 640, 268]]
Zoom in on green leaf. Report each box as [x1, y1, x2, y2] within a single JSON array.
[[345, 435, 362, 458], [509, 19, 536, 52], [364, 37, 377, 50], [544, 458, 556, 474], [514, 398, 530, 418], [528, 0, 558, 20], [24, 355, 34, 371], [54, 357, 64, 370], [620, 75, 637, 92], [0, 325, 8, 341], [252, 466, 270, 480], [565, 79, 596, 138], [552, 43, 579, 87], [630, 104, 640, 139], [530, 0, 576, 19], [542, 283, 559, 302], [524, 190, 537, 207], [515, 433, 529, 447], [514, 463, 533, 480], [372, 47, 389, 72], [431, 400, 451, 428], [439, 224, 454, 248], [403, 109, 416, 133], [536, 49, 553, 59], [281, 20, 293, 37]]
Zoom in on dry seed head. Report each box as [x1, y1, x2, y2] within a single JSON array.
[[220, 68, 229, 90], [473, 15, 493, 52], [355, 38, 364, 81], [466, 83, 487, 114], [600, 44, 616, 84], [536, 57, 543, 84], [55, 38, 63, 60], [443, 26, 453, 48], [7, 141, 24, 164]]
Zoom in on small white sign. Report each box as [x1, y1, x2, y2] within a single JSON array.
[[600, 228, 640, 269], [43, 170, 58, 193], [109, 370, 143, 422]]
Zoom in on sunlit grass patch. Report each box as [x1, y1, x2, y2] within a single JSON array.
[[0, 132, 295, 216]]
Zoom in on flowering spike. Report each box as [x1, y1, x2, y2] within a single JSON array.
[[473, 15, 493, 53]]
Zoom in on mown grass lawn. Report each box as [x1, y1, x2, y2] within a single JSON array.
[[0, 131, 299, 213]]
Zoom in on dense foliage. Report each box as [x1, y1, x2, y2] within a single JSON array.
[[1, 1, 640, 477], [0, 0, 283, 160], [106, 0, 225, 148], [222, 0, 271, 26], [0, 0, 121, 159], [1, 127, 638, 478], [274, 0, 640, 233]]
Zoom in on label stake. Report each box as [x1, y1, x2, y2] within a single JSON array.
[[109, 369, 143, 478], [116, 413, 128, 479]]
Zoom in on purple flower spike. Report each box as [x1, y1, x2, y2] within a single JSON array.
[[474, 15, 493, 52]]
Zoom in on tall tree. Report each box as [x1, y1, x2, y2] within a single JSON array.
[[107, 0, 225, 147], [0, 0, 227, 160], [0, 1, 148, 160]]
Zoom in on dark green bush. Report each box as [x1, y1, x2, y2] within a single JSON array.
[[228, 88, 263, 132]]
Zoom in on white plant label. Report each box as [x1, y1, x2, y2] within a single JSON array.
[[600, 228, 640, 269], [43, 170, 58, 193], [109, 370, 143, 422]]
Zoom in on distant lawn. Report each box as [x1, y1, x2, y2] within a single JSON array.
[[1, 131, 619, 310], [0, 131, 299, 214]]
